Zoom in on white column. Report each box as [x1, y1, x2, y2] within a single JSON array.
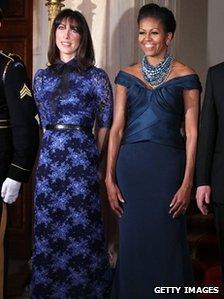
[[33, 0, 49, 75]]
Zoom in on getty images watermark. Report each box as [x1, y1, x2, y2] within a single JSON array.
[[154, 286, 220, 295]]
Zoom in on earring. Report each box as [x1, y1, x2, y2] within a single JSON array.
[[166, 40, 170, 46]]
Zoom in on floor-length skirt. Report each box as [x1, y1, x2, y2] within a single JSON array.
[[30, 130, 111, 299], [111, 141, 196, 299]]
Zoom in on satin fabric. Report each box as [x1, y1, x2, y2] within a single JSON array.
[[116, 71, 201, 148]]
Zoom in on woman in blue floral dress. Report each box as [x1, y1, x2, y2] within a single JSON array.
[[30, 9, 113, 299]]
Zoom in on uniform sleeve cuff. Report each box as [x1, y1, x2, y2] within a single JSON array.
[[7, 163, 31, 182], [196, 180, 211, 188]]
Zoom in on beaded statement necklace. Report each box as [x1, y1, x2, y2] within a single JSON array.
[[141, 53, 174, 88]]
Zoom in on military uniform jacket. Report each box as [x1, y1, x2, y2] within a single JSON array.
[[0, 51, 39, 185], [196, 62, 224, 203]]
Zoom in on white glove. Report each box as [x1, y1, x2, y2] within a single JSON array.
[[1, 178, 21, 204]]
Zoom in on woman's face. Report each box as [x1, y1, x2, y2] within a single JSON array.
[[138, 17, 172, 60], [56, 18, 81, 62]]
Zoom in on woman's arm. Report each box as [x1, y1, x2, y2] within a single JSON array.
[[105, 84, 127, 217], [169, 88, 200, 218], [93, 68, 113, 171]]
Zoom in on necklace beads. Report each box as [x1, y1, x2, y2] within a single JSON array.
[[141, 54, 174, 88]]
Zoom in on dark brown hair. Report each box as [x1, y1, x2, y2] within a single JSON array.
[[138, 4, 176, 36], [48, 9, 95, 72]]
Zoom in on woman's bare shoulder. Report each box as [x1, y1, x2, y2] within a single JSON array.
[[172, 60, 196, 77], [122, 63, 141, 76]]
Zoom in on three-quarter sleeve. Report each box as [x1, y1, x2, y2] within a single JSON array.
[[93, 69, 113, 128]]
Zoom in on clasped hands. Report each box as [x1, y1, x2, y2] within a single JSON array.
[[106, 179, 191, 218], [1, 178, 21, 204]]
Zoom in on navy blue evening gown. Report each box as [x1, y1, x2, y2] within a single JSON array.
[[111, 71, 201, 299]]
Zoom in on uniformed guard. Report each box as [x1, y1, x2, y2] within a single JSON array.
[[0, 8, 39, 298]]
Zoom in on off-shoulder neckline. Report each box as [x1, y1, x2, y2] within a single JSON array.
[[118, 70, 199, 90]]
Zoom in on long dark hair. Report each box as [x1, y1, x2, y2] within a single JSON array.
[[48, 9, 95, 72]]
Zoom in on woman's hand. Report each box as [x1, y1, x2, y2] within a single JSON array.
[[105, 179, 124, 217], [169, 185, 191, 218]]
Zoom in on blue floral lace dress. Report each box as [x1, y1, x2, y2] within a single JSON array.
[[30, 59, 113, 299]]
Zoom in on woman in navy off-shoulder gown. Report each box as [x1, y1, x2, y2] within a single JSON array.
[[106, 4, 201, 299], [30, 10, 112, 299]]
